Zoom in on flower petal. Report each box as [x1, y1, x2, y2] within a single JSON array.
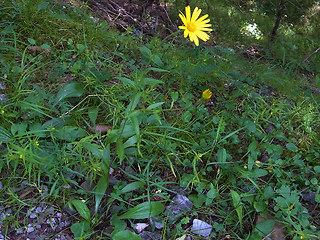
[[179, 12, 187, 26], [185, 6, 191, 22], [196, 31, 210, 41], [184, 29, 189, 38], [195, 14, 209, 24], [191, 7, 202, 22]]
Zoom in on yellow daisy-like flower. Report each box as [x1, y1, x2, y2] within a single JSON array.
[[179, 6, 212, 46], [202, 89, 212, 99]]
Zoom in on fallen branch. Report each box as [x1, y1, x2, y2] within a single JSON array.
[[303, 47, 320, 62]]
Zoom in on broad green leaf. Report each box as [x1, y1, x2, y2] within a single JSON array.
[[182, 111, 192, 123], [113, 230, 142, 240], [94, 175, 109, 214], [37, 1, 49, 10], [121, 181, 145, 194], [0, 126, 11, 143], [263, 186, 274, 199], [139, 46, 152, 58], [314, 166, 320, 173], [54, 126, 87, 141], [217, 148, 227, 163], [118, 77, 135, 86], [27, 38, 36, 45], [253, 201, 266, 212], [118, 202, 164, 219], [230, 190, 243, 228], [125, 93, 142, 115], [248, 155, 254, 170], [147, 102, 164, 110], [54, 82, 84, 105], [116, 138, 124, 162], [70, 220, 90, 238], [71, 200, 91, 221], [123, 135, 137, 149], [142, 78, 164, 86], [82, 142, 102, 159], [88, 108, 99, 127], [253, 219, 275, 237], [286, 143, 298, 152]]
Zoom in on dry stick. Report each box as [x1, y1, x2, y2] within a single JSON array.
[[303, 47, 320, 62]]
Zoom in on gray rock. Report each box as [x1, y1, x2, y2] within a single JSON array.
[[27, 226, 35, 233], [0, 94, 6, 102], [0, 181, 3, 191], [35, 206, 44, 214], [191, 219, 212, 238], [16, 228, 24, 234], [29, 213, 37, 219], [134, 223, 149, 233], [0, 234, 4, 240], [302, 192, 316, 204], [139, 231, 161, 240], [165, 194, 193, 220], [149, 216, 164, 229]]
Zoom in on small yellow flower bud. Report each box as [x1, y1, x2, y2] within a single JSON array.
[[202, 89, 212, 100]]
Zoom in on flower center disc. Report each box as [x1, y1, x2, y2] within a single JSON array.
[[187, 22, 197, 32]]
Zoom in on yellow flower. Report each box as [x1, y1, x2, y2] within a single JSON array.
[[179, 6, 212, 46], [19, 154, 23, 159], [202, 89, 212, 99]]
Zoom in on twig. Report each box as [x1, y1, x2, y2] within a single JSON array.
[[303, 47, 320, 62]]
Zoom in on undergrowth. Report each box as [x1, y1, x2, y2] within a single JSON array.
[[0, 0, 319, 239]]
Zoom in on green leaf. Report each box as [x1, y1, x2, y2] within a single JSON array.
[[253, 219, 275, 238], [286, 143, 298, 152], [142, 78, 164, 86], [118, 202, 164, 219], [230, 190, 243, 228], [118, 77, 135, 86], [27, 38, 36, 45], [94, 175, 109, 214], [71, 200, 91, 221], [54, 82, 85, 105], [0, 126, 11, 143], [88, 108, 99, 127], [113, 230, 142, 240], [54, 126, 87, 141], [314, 166, 320, 173], [121, 181, 145, 194], [253, 201, 266, 212], [37, 1, 49, 10], [123, 135, 137, 149], [263, 186, 274, 199], [70, 220, 90, 238], [147, 67, 169, 73], [147, 102, 164, 110], [315, 194, 320, 203], [139, 46, 152, 58], [217, 148, 227, 163], [116, 138, 124, 162], [82, 142, 102, 159], [182, 111, 192, 123]]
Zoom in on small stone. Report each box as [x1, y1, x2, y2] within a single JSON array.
[[27, 226, 34, 233], [0, 94, 6, 102], [0, 181, 3, 191], [191, 219, 212, 238], [139, 231, 161, 240], [56, 212, 62, 218], [29, 213, 37, 219], [134, 223, 149, 233], [35, 224, 41, 229], [149, 216, 164, 229], [302, 192, 316, 204], [165, 194, 193, 220], [16, 228, 23, 234], [35, 207, 43, 213], [0, 234, 4, 240]]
